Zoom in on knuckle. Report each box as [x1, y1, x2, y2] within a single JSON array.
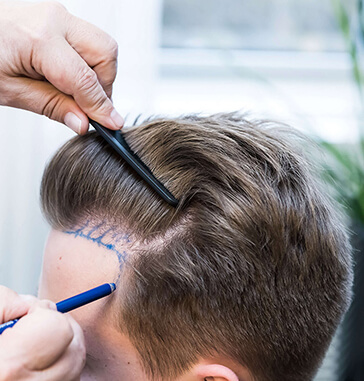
[[88, 94, 108, 112], [30, 2, 68, 44], [43, 1, 67, 14], [104, 38, 118, 79], [19, 294, 38, 306], [0, 286, 17, 304], [92, 91, 111, 112], [37, 299, 56, 310], [99, 69, 116, 95], [0, 285, 10, 298], [41, 93, 66, 121], [76, 68, 112, 112], [108, 38, 119, 60], [27, 25, 45, 46], [76, 67, 98, 92]]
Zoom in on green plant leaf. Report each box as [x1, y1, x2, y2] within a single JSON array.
[[332, 0, 351, 40]]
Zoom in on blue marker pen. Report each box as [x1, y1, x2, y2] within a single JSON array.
[[0, 283, 116, 334]]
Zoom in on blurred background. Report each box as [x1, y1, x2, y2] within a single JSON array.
[[0, 0, 363, 380]]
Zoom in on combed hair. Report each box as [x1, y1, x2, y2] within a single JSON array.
[[41, 113, 352, 381]]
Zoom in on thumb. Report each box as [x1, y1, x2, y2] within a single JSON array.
[[5, 77, 89, 134], [34, 37, 124, 130]]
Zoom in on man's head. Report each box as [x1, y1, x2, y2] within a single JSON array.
[[39, 113, 352, 381]]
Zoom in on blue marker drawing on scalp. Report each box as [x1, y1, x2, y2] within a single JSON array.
[[68, 220, 89, 238], [64, 221, 129, 281]]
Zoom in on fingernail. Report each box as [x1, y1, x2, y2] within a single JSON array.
[[64, 112, 82, 134], [110, 109, 124, 128], [48, 301, 57, 311]]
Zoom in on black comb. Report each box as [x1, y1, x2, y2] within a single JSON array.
[[89, 119, 179, 207]]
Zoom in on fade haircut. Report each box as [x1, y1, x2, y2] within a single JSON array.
[[41, 113, 352, 381]]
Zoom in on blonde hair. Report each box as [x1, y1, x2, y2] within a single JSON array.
[[41, 113, 352, 381]]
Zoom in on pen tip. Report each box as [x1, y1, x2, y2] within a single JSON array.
[[110, 283, 116, 292]]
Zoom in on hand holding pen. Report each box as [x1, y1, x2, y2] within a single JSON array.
[[0, 286, 86, 381]]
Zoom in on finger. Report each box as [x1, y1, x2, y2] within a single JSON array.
[[33, 37, 123, 129], [0, 286, 57, 323], [33, 316, 86, 381], [4, 76, 90, 134], [18, 295, 57, 313], [66, 15, 118, 98], [1, 308, 74, 371], [0, 286, 33, 322], [27, 298, 57, 313]]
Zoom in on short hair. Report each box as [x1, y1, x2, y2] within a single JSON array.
[[41, 113, 352, 381]]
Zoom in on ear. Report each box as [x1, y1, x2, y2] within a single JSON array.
[[193, 364, 239, 381]]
